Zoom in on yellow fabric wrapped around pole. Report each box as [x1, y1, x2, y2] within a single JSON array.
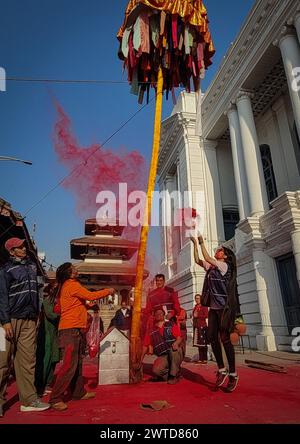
[[118, 0, 214, 53], [119, 0, 207, 28], [130, 66, 164, 382]]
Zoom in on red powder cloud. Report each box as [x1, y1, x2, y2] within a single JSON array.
[[53, 101, 147, 240]]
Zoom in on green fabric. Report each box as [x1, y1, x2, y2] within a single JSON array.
[[133, 16, 141, 51], [43, 298, 60, 363], [150, 14, 160, 48], [184, 24, 190, 55], [121, 26, 132, 58], [35, 298, 60, 392]]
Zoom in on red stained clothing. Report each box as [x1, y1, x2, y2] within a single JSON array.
[[145, 286, 181, 319], [172, 15, 178, 48], [143, 323, 181, 347], [193, 305, 208, 328]]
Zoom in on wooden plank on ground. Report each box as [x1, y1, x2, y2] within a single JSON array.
[[245, 359, 287, 373]]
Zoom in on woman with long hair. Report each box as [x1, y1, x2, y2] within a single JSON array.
[[48, 262, 115, 411], [191, 236, 240, 392]]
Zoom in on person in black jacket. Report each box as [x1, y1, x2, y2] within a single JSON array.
[[191, 235, 240, 392], [0, 238, 50, 417], [111, 300, 132, 336]]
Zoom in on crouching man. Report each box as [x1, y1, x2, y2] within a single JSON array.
[[141, 306, 183, 384]]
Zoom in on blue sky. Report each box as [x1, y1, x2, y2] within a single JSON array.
[[0, 0, 254, 271]]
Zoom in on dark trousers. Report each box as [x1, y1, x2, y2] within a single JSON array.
[[180, 329, 187, 358], [49, 329, 86, 404], [207, 309, 235, 373], [198, 346, 208, 361]]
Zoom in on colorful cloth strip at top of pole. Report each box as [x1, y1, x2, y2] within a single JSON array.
[[118, 0, 215, 104]]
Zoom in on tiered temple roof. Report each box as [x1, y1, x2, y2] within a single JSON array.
[[71, 219, 148, 288], [70, 236, 138, 261]]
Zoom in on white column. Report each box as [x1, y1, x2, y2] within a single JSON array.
[[226, 105, 250, 219], [294, 12, 300, 46], [272, 98, 300, 190], [252, 248, 277, 351], [291, 229, 300, 291], [277, 28, 300, 140], [236, 91, 269, 216], [165, 175, 175, 268], [202, 139, 225, 248], [176, 162, 183, 250], [159, 180, 167, 265]]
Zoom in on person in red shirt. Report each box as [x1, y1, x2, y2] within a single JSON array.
[[144, 274, 181, 336], [192, 294, 209, 363], [48, 263, 115, 411], [141, 306, 183, 384]]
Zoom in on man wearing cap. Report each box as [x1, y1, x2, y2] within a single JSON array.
[[141, 306, 183, 384], [0, 238, 50, 417]]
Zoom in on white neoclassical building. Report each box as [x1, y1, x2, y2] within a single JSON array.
[[157, 0, 300, 351]]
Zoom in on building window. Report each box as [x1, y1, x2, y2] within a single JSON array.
[[260, 144, 278, 203], [276, 253, 300, 335], [223, 209, 239, 241]]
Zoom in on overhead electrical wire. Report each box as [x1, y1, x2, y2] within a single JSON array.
[[0, 97, 155, 242], [6, 76, 157, 86]]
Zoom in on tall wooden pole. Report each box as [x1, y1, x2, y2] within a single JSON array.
[[130, 66, 164, 381]]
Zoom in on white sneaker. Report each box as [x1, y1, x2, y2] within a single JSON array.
[[20, 399, 50, 412]]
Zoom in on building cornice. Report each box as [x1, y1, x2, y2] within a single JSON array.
[[273, 25, 298, 47], [166, 266, 206, 288], [224, 103, 237, 117], [287, 6, 300, 27], [158, 134, 181, 179], [235, 89, 255, 104], [235, 192, 300, 258], [202, 139, 218, 151], [158, 111, 198, 177], [202, 0, 298, 139]]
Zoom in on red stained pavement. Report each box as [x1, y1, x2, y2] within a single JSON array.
[[1, 357, 300, 424]]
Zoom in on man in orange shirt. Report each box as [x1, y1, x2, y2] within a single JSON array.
[[48, 263, 115, 411]]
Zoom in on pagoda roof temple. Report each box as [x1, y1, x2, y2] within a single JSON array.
[[84, 218, 125, 237], [70, 218, 148, 290], [74, 262, 146, 287], [70, 236, 138, 261]]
